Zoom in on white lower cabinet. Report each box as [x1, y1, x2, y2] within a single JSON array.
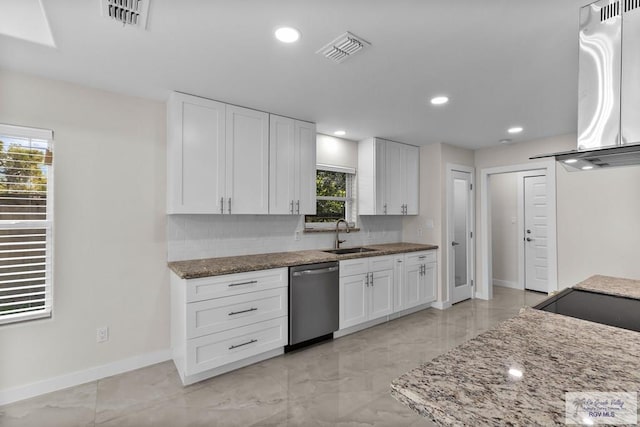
[[339, 256, 394, 330], [171, 268, 288, 385], [400, 251, 436, 311]]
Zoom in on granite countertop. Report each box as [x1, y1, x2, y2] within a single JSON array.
[[168, 242, 438, 279], [392, 307, 640, 426], [574, 274, 640, 300]]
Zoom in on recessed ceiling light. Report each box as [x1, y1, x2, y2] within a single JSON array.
[[508, 368, 523, 378], [499, 139, 512, 144], [430, 96, 449, 105], [334, 130, 346, 136], [582, 165, 594, 170], [508, 126, 524, 134], [275, 27, 300, 43], [564, 159, 578, 164]]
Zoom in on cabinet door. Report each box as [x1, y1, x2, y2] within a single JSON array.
[[167, 93, 226, 214], [269, 115, 296, 214], [384, 141, 404, 215], [421, 263, 437, 303], [404, 144, 420, 215], [374, 139, 387, 214], [296, 120, 317, 215], [403, 261, 422, 310], [369, 269, 394, 320], [226, 105, 269, 214], [340, 274, 368, 329], [393, 256, 404, 312]]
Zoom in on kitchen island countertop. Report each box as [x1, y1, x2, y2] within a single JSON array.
[[168, 242, 438, 279], [574, 274, 640, 300], [392, 275, 640, 426]]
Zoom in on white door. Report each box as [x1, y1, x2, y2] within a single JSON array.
[[295, 120, 317, 215], [369, 269, 394, 320], [339, 274, 368, 329], [524, 175, 548, 293], [225, 105, 269, 214], [268, 115, 296, 215], [449, 170, 473, 304]]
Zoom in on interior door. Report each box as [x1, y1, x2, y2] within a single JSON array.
[[524, 175, 548, 293], [449, 170, 473, 304]]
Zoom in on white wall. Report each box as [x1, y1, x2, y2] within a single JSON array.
[[475, 133, 640, 297], [490, 173, 518, 287], [316, 134, 358, 168], [0, 70, 168, 393]]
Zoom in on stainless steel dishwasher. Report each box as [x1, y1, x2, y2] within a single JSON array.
[[287, 261, 339, 351]]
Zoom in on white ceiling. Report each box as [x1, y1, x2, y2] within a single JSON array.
[[0, 0, 586, 148]]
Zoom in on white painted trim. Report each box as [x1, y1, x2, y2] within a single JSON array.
[[480, 160, 558, 301], [0, 123, 53, 140], [431, 300, 452, 310], [493, 279, 522, 290], [445, 163, 475, 305], [316, 163, 356, 175], [0, 349, 171, 406]]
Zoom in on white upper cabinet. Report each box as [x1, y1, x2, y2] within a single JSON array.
[[167, 92, 314, 215], [269, 115, 316, 215], [225, 105, 269, 214], [167, 92, 226, 214], [358, 137, 420, 215]]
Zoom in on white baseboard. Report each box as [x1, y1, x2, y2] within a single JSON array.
[[431, 300, 451, 310], [475, 291, 489, 300], [493, 279, 522, 290], [0, 348, 171, 406]]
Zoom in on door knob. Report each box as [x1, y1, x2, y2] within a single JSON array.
[[452, 241, 460, 246]]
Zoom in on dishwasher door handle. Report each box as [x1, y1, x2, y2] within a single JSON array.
[[292, 266, 339, 277]]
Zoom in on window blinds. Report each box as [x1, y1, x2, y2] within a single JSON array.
[[0, 125, 53, 325]]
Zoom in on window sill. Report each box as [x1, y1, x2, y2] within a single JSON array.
[[303, 228, 361, 234]]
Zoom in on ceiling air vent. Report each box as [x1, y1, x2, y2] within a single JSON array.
[[624, 0, 640, 12], [101, 0, 150, 29], [600, 1, 620, 21], [316, 31, 371, 64]]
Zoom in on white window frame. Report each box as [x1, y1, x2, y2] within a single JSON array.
[[305, 164, 356, 229], [0, 124, 54, 326]]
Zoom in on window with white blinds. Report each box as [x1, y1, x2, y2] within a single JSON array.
[[0, 124, 53, 325]]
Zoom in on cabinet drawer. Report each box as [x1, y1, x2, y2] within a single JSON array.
[[405, 251, 436, 265], [368, 255, 394, 272], [339, 258, 369, 277], [186, 268, 287, 303], [187, 287, 287, 339], [186, 316, 287, 375]]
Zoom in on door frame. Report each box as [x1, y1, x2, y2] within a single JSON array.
[[480, 160, 558, 300], [446, 164, 475, 304]]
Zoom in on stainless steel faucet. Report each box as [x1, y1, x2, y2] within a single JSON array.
[[334, 219, 351, 249]]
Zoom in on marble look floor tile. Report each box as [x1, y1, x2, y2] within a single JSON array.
[[0, 382, 97, 427], [94, 360, 206, 424], [336, 393, 437, 427]]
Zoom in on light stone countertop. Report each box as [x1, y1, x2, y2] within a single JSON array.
[[574, 274, 640, 300], [391, 275, 640, 426], [168, 242, 438, 279], [391, 307, 640, 426]]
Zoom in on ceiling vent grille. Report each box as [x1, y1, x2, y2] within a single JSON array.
[[316, 31, 371, 63], [624, 0, 640, 12], [101, 0, 150, 29]]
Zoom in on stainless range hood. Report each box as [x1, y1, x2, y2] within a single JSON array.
[[532, 0, 640, 171]]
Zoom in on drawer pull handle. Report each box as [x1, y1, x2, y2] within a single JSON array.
[[228, 280, 258, 287], [228, 339, 257, 350], [418, 256, 427, 259], [228, 307, 258, 316]]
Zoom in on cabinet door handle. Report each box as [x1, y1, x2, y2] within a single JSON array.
[[220, 197, 224, 214], [228, 339, 257, 350], [290, 200, 294, 215], [383, 203, 387, 215], [228, 307, 258, 316], [296, 200, 300, 215], [369, 272, 374, 286], [228, 280, 258, 287], [228, 198, 232, 214], [418, 255, 427, 259], [365, 273, 369, 287]]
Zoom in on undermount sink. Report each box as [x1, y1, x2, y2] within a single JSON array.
[[323, 247, 379, 255]]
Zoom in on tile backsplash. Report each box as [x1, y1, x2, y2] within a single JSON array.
[[167, 215, 403, 261]]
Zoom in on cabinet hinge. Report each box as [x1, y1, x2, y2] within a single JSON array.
[[470, 231, 473, 238], [470, 183, 473, 191], [471, 279, 474, 287]]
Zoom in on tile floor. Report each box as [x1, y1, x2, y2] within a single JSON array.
[[0, 287, 547, 426]]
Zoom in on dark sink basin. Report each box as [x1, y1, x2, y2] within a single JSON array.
[[323, 247, 378, 255]]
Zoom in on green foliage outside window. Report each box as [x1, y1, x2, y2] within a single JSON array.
[[306, 170, 350, 223]]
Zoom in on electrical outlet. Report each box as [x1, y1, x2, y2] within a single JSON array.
[[417, 227, 423, 236], [294, 230, 301, 241], [96, 327, 109, 343]]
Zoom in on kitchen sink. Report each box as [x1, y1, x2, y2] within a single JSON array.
[[323, 247, 379, 255]]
